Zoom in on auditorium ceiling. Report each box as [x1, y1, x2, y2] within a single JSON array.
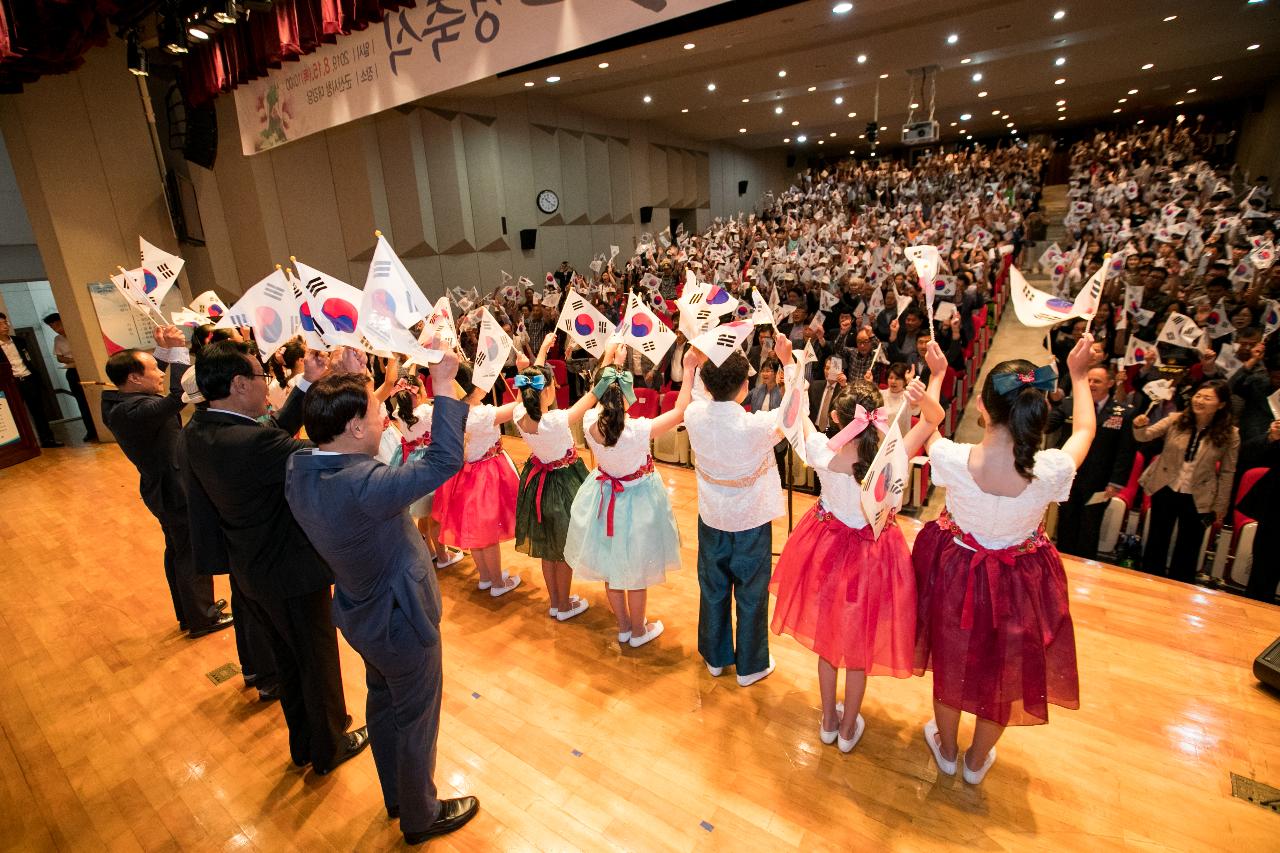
[[443, 0, 1280, 152]]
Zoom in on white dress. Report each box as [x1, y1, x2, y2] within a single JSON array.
[[513, 404, 574, 462], [562, 409, 682, 590]]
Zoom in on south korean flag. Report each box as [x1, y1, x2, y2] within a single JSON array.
[[556, 288, 614, 358]]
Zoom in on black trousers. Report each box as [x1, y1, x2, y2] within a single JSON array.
[[1055, 490, 1107, 560], [1143, 487, 1207, 584], [156, 509, 216, 630], [240, 587, 348, 770], [17, 375, 54, 444], [1244, 522, 1279, 603], [64, 367, 97, 440], [228, 573, 277, 687]]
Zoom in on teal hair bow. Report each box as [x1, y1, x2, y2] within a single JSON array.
[[991, 363, 1058, 397], [593, 366, 637, 406], [514, 374, 547, 391]]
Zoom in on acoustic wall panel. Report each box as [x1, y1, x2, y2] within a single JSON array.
[[529, 124, 562, 226], [326, 122, 380, 280], [269, 132, 348, 278], [374, 110, 436, 257], [648, 143, 668, 208], [585, 134, 612, 225], [607, 137, 633, 223], [419, 109, 475, 254], [460, 113, 508, 252], [694, 151, 711, 208], [556, 129, 589, 226], [666, 147, 685, 209]]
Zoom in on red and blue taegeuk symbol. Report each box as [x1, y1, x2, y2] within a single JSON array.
[[207, 303, 224, 318], [141, 269, 160, 294], [254, 306, 283, 342], [630, 312, 653, 337], [783, 389, 803, 429], [1045, 297, 1074, 313], [299, 302, 317, 331], [574, 314, 594, 336], [706, 286, 730, 305], [370, 288, 397, 316], [322, 298, 359, 333], [873, 462, 895, 501], [482, 335, 500, 360]]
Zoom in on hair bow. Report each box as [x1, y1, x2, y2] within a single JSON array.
[[391, 378, 416, 396], [826, 404, 889, 451], [990, 363, 1058, 397], [592, 366, 637, 406], [514, 373, 547, 391]]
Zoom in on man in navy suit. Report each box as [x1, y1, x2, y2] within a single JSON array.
[[285, 347, 479, 844], [100, 325, 230, 637]]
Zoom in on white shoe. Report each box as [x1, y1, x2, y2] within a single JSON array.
[[923, 720, 957, 776], [628, 620, 664, 648], [837, 714, 866, 754], [706, 662, 724, 677], [960, 747, 997, 784], [490, 575, 521, 598], [617, 630, 632, 644], [435, 550, 464, 569], [736, 655, 776, 687], [555, 597, 589, 621], [819, 702, 844, 745], [548, 606, 558, 618], [477, 581, 492, 591]]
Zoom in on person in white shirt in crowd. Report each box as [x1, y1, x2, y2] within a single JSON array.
[[42, 312, 98, 442]]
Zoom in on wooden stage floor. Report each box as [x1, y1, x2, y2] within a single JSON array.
[[2, 438, 1279, 851]]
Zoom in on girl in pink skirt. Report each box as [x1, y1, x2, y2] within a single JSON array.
[[913, 334, 1096, 784], [771, 342, 948, 753]]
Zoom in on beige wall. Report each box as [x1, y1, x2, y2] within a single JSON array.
[[1237, 79, 1280, 189]]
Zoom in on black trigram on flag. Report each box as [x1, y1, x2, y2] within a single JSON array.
[[264, 280, 286, 301], [641, 340, 657, 354], [372, 261, 393, 279], [305, 277, 328, 298], [474, 350, 488, 369], [596, 321, 610, 335], [715, 332, 738, 348], [155, 262, 175, 281], [685, 292, 705, 304], [228, 312, 250, 327]]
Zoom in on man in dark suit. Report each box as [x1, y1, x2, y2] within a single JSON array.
[[285, 349, 480, 844], [100, 325, 231, 637], [1046, 364, 1138, 560], [1239, 423, 1279, 603], [184, 341, 367, 775], [0, 311, 61, 447]]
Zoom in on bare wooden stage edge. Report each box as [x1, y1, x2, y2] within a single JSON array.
[[1, 440, 1278, 852]]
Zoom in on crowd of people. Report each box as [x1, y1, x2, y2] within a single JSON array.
[[84, 123, 1280, 842]]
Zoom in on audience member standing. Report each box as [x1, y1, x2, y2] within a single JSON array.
[[285, 349, 479, 844], [184, 341, 368, 775], [43, 312, 97, 442], [100, 325, 231, 637], [0, 311, 61, 447]]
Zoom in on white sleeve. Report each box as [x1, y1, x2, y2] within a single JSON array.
[[1037, 448, 1078, 503], [925, 438, 961, 488]]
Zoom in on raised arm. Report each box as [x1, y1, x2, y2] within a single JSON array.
[[374, 356, 400, 403], [1060, 333, 1098, 468], [534, 331, 556, 367], [919, 339, 950, 453], [566, 342, 619, 425], [649, 346, 705, 438]]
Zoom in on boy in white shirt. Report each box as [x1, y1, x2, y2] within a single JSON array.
[[684, 336, 794, 686]]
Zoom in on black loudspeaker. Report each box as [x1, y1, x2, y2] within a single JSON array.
[[519, 228, 537, 251], [183, 102, 218, 170], [639, 206, 653, 224], [1255, 635, 1280, 693], [785, 154, 796, 169], [738, 180, 748, 195]]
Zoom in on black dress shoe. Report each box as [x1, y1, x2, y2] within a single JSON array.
[[187, 613, 234, 638], [404, 797, 479, 844], [313, 726, 370, 776], [257, 685, 281, 703], [206, 599, 228, 617], [387, 805, 399, 820]]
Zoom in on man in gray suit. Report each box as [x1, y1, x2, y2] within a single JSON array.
[[285, 347, 479, 844]]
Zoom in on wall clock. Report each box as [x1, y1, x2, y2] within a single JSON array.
[[537, 189, 560, 215]]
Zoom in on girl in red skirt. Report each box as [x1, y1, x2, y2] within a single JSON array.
[[771, 343, 948, 753], [432, 363, 522, 598], [914, 334, 1096, 784]]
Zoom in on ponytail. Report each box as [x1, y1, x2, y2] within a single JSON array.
[[981, 359, 1049, 481], [829, 381, 884, 482], [518, 366, 554, 422], [597, 384, 626, 447]]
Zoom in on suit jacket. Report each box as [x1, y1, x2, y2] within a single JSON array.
[[284, 396, 467, 651], [1133, 414, 1240, 515], [6, 335, 38, 377], [181, 387, 326, 598], [100, 354, 187, 518], [744, 383, 783, 413], [1047, 393, 1137, 497]]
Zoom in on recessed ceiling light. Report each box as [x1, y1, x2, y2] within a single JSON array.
[[1113, 108, 1121, 113], [1007, 121, 1015, 127], [879, 73, 889, 79], [1247, 43, 1261, 50], [833, 2, 854, 13], [1136, 119, 1145, 124], [1176, 99, 1185, 105], [1211, 75, 1223, 81], [791, 120, 799, 126], [523, 81, 535, 87], [1128, 88, 1139, 95], [856, 54, 867, 64], [598, 62, 610, 69], [1186, 87, 1197, 94], [978, 90, 988, 97], [797, 134, 808, 142], [1055, 57, 1066, 66], [850, 150, 856, 154], [947, 33, 959, 45], [910, 101, 920, 109], [783, 137, 791, 143], [847, 111, 857, 117], [829, 131, 837, 137], [1118, 97, 1127, 103], [992, 109, 1001, 114], [1056, 99, 1066, 105], [972, 72, 983, 82], [546, 75, 561, 83], [707, 83, 717, 91], [879, 125, 887, 130], [858, 133, 865, 138], [1058, 116, 1066, 121], [778, 69, 788, 77], [1058, 106, 1066, 112], [1054, 78, 1066, 85], [950, 121, 957, 127], [742, 97, 751, 103], [1163, 15, 1177, 22], [775, 105, 784, 114], [684, 42, 696, 50], [739, 128, 747, 133], [189, 27, 210, 40], [681, 108, 689, 113], [834, 96, 844, 105], [1002, 113, 1010, 119], [1053, 9, 1066, 20], [1141, 63, 1154, 70], [961, 57, 972, 64], [808, 86, 817, 92], [643, 95, 652, 103], [960, 112, 972, 120], [817, 140, 825, 145]]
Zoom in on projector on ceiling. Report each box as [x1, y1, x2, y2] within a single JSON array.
[[901, 121, 940, 145]]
